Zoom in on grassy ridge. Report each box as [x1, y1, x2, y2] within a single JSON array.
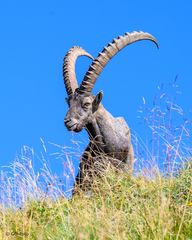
[[0, 163, 191, 240]]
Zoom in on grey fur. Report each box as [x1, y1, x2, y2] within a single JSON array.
[[63, 31, 158, 194]]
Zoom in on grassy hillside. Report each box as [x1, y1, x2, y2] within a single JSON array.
[[0, 84, 191, 239], [0, 162, 191, 240]]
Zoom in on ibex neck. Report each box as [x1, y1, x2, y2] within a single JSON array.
[[85, 104, 112, 148]]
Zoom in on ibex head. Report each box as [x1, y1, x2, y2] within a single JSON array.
[[63, 31, 158, 132], [64, 90, 103, 132]]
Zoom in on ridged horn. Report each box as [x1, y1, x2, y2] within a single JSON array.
[[78, 31, 159, 93], [63, 46, 93, 97]]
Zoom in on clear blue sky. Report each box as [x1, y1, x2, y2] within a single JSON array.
[[0, 1, 191, 177]]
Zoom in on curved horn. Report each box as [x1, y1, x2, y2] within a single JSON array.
[[78, 31, 159, 94], [63, 46, 93, 97]]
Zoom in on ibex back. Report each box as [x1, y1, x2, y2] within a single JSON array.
[[63, 31, 158, 194]]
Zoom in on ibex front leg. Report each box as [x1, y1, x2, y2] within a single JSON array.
[[72, 143, 95, 195]]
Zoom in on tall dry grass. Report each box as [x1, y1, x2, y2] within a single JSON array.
[[0, 163, 191, 239]]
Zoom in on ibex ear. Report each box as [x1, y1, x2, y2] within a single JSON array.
[[92, 91, 103, 113], [65, 97, 69, 106]]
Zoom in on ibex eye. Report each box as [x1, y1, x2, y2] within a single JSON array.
[[83, 103, 90, 107], [83, 102, 90, 110]]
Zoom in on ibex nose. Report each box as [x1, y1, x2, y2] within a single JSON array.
[[64, 118, 71, 124], [64, 118, 72, 129], [64, 117, 78, 131]]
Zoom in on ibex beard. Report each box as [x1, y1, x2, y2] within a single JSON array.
[[63, 31, 158, 194]]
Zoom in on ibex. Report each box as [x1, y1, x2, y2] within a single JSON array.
[[63, 31, 158, 194]]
